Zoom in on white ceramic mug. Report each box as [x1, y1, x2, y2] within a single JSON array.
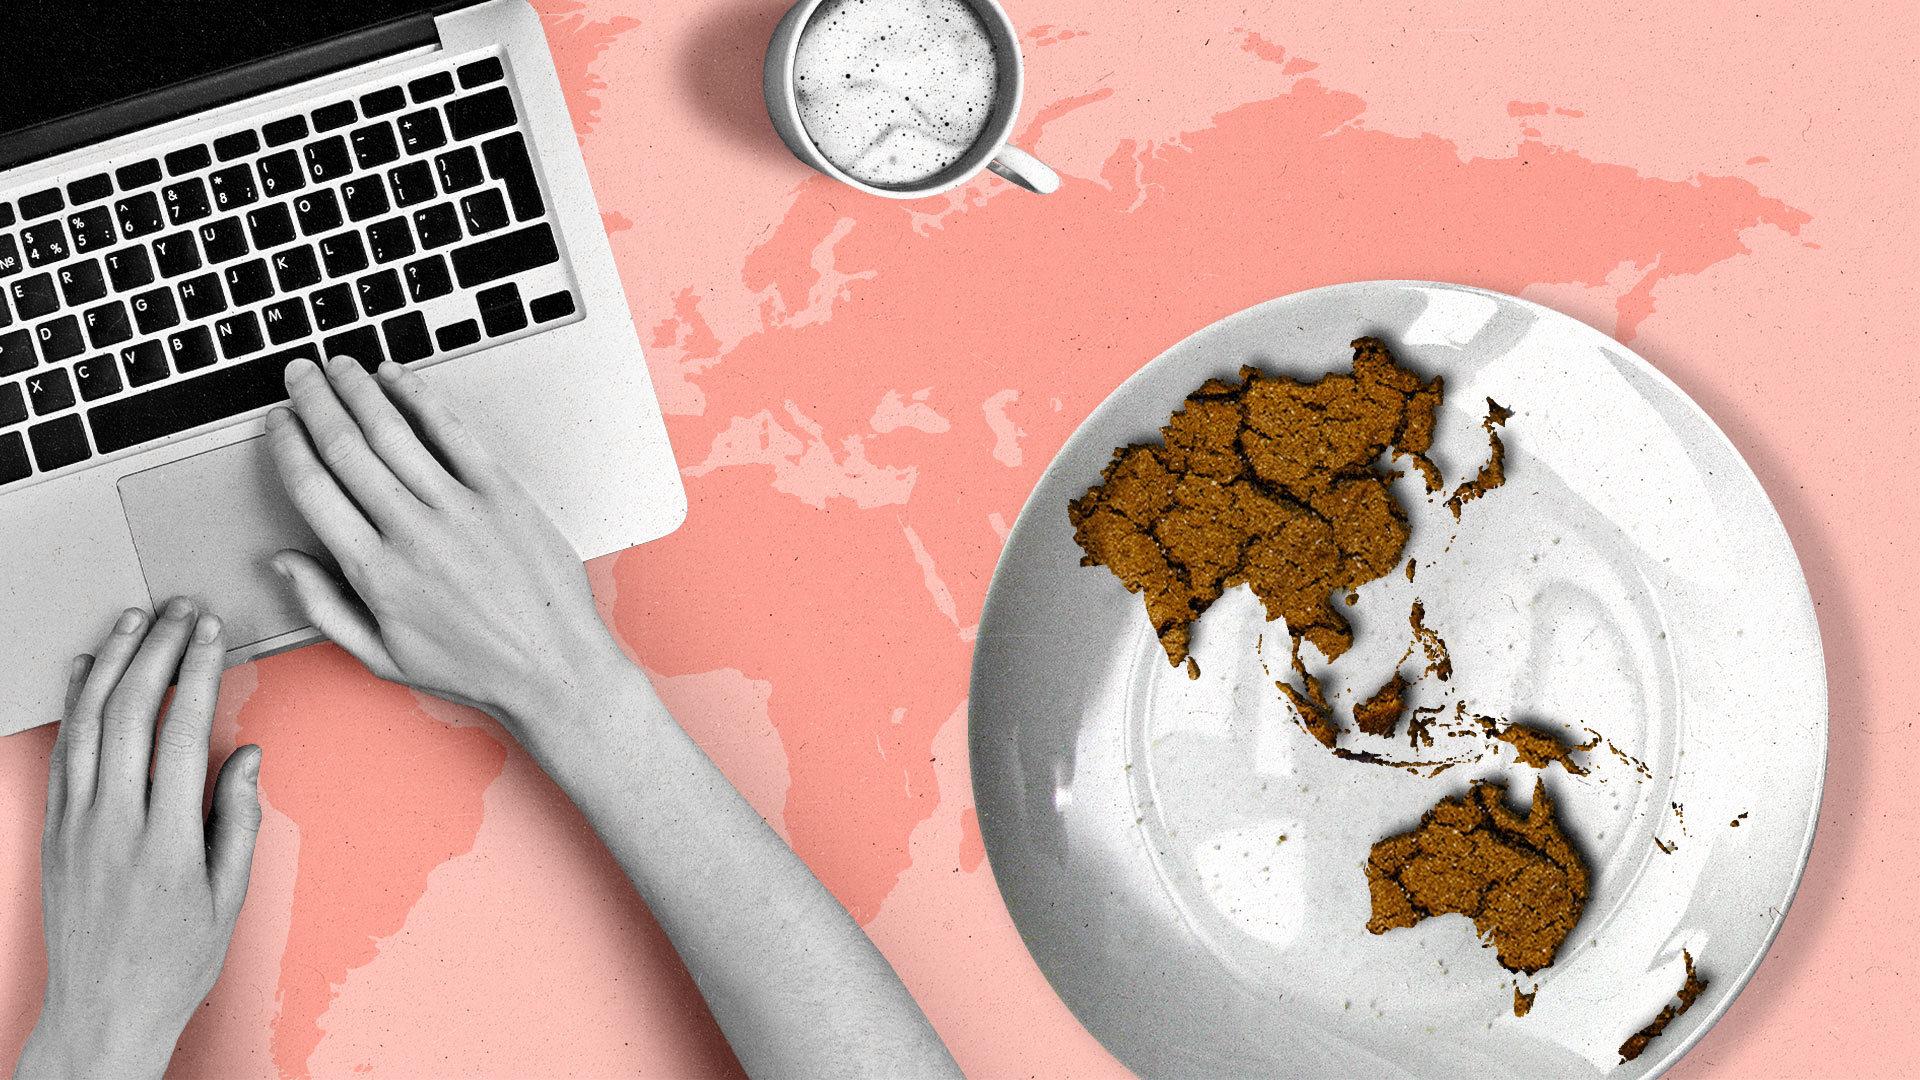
[[762, 0, 1060, 199]]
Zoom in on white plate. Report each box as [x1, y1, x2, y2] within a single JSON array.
[[969, 282, 1826, 1079]]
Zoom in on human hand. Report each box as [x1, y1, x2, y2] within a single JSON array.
[[262, 356, 629, 744], [16, 601, 262, 1080]]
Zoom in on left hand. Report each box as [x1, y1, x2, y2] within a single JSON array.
[[14, 600, 263, 1080]]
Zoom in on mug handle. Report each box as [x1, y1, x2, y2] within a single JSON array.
[[987, 145, 1060, 195]]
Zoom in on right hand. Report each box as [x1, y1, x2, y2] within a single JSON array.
[[262, 355, 630, 737]]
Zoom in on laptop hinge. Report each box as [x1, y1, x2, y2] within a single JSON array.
[[0, 14, 442, 173]]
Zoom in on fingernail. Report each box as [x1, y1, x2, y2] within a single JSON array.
[[270, 556, 291, 579], [327, 354, 355, 373], [70, 654, 90, 678], [164, 596, 195, 621], [265, 407, 289, 428], [377, 360, 404, 382], [115, 608, 147, 634], [194, 614, 223, 643], [284, 358, 318, 383], [245, 747, 262, 780]]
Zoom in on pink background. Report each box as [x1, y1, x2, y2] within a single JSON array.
[[4, 0, 1916, 1076]]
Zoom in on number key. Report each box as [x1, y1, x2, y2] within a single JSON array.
[[162, 178, 212, 225], [21, 221, 70, 267]]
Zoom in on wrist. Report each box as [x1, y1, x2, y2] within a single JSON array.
[[491, 632, 660, 768], [17, 1012, 178, 1080]]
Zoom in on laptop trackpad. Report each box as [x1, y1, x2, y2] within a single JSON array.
[[118, 436, 324, 649]]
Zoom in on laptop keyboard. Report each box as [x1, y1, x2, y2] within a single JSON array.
[[0, 52, 581, 490]]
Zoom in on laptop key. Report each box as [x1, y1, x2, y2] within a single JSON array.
[[409, 71, 455, 103], [29, 414, 90, 471], [0, 431, 27, 485], [382, 311, 431, 364], [294, 189, 343, 235], [225, 259, 275, 307], [215, 312, 265, 359], [115, 159, 163, 191], [116, 192, 165, 239], [341, 177, 390, 222], [162, 179, 211, 226], [320, 233, 368, 277], [178, 273, 225, 320], [309, 283, 357, 330], [434, 318, 479, 351], [0, 382, 24, 426], [351, 123, 401, 170], [457, 57, 504, 89], [257, 150, 307, 198], [0, 329, 33, 375], [388, 160, 436, 208], [305, 137, 353, 183], [74, 355, 123, 401], [323, 326, 383, 370], [0, 236, 21, 277], [435, 146, 483, 192], [397, 109, 447, 155], [312, 100, 357, 132], [413, 203, 461, 249], [11, 273, 58, 319], [164, 145, 211, 176], [273, 245, 322, 291], [213, 130, 261, 162], [131, 287, 180, 335], [403, 254, 451, 302], [37, 316, 84, 362], [449, 223, 558, 288], [59, 259, 107, 306], [366, 217, 415, 264], [152, 231, 202, 277], [20, 188, 64, 220], [209, 165, 258, 211], [90, 342, 321, 454], [263, 297, 311, 345], [105, 247, 155, 292], [263, 115, 309, 147], [67, 207, 117, 253], [0, 290, 8, 328], [27, 367, 76, 414], [21, 221, 71, 267], [529, 289, 575, 323], [246, 202, 297, 250], [362, 86, 406, 118], [83, 301, 132, 349], [167, 325, 217, 372], [476, 282, 526, 337], [67, 174, 113, 206], [356, 269, 405, 317], [481, 133, 544, 221], [460, 189, 509, 235], [198, 217, 249, 263], [120, 339, 169, 386]]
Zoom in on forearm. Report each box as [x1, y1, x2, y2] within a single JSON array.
[[504, 657, 958, 1080]]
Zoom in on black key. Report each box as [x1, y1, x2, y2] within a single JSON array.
[[91, 342, 322, 453], [305, 136, 352, 183], [167, 325, 217, 372], [366, 216, 414, 263], [0, 382, 24, 426], [476, 282, 526, 336], [26, 367, 76, 414], [450, 223, 558, 288], [215, 311, 264, 358], [152, 231, 201, 277], [67, 207, 116, 253], [115, 192, 165, 239], [10, 273, 58, 319], [435, 318, 479, 351], [246, 202, 297, 250], [319, 232, 368, 277], [21, 221, 70, 267], [397, 109, 447, 155], [351, 123, 401, 170], [529, 289, 575, 323], [323, 326, 382, 370], [272, 245, 322, 292], [263, 297, 311, 345], [131, 287, 180, 335], [361, 86, 406, 117], [460, 188, 509, 235], [209, 164, 258, 210], [82, 301, 131, 349], [413, 203, 461, 249], [482, 133, 544, 221], [120, 339, 169, 386], [308, 283, 357, 330], [257, 150, 307, 198], [356, 269, 405, 316], [114, 159, 163, 191], [225, 259, 275, 306], [313, 100, 357, 132], [0, 329, 34, 375], [58, 259, 107, 305], [389, 160, 436, 208], [409, 71, 455, 103], [382, 311, 431, 364], [74, 355, 122, 401], [67, 174, 113, 205], [178, 273, 226, 320], [0, 289, 8, 328], [341, 176, 390, 222], [164, 144, 211, 176], [435, 146, 483, 192], [29, 414, 89, 471], [0, 431, 28, 485], [0, 236, 21, 277], [105, 246, 155, 291], [294, 189, 343, 235], [198, 217, 249, 263], [214, 130, 261, 161], [0, 204, 11, 228], [20, 187, 64, 219], [162, 178, 211, 226], [402, 254, 451, 302], [35, 315, 84, 362], [264, 115, 309, 147], [458, 56, 504, 88]]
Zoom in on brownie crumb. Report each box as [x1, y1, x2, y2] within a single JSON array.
[[1494, 722, 1598, 775], [1619, 951, 1707, 1062], [1446, 397, 1512, 519], [1513, 984, 1536, 1017], [1408, 600, 1453, 681], [1353, 672, 1409, 737]]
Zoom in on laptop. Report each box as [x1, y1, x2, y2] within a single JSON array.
[[0, 1, 686, 736]]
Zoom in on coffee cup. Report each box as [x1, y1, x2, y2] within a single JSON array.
[[763, 0, 1059, 199]]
